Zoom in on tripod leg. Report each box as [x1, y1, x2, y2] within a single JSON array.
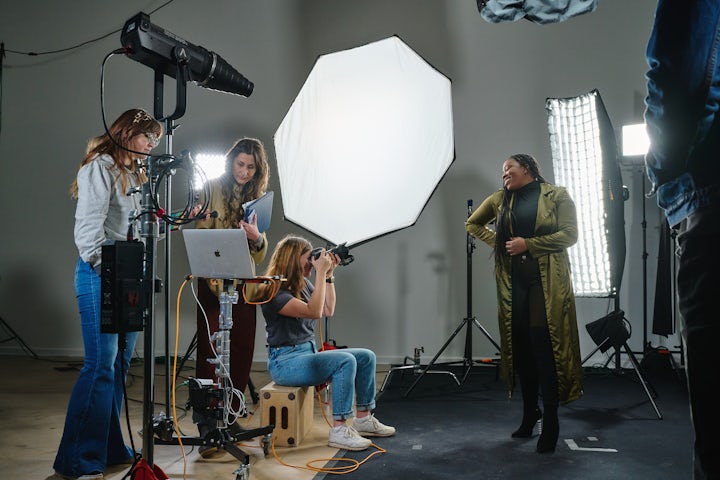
[[581, 338, 610, 365], [471, 318, 501, 352], [623, 343, 663, 419], [176, 332, 197, 381], [0, 316, 38, 359], [403, 319, 466, 397], [377, 365, 416, 399]]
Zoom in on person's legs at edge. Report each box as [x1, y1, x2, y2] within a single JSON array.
[[677, 214, 720, 480], [228, 301, 257, 412]]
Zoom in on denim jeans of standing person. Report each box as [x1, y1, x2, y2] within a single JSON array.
[[53, 259, 138, 477], [268, 341, 376, 420], [644, 1, 720, 478]]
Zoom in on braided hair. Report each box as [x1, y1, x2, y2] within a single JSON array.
[[493, 154, 546, 265]]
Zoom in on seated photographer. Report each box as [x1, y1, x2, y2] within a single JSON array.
[[259, 234, 396, 451]]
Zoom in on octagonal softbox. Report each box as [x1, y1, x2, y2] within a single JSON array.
[[274, 35, 454, 248]]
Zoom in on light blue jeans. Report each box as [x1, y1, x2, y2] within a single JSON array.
[[268, 341, 376, 420], [53, 258, 138, 477]]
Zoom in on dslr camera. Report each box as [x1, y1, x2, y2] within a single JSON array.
[[310, 242, 354, 266]]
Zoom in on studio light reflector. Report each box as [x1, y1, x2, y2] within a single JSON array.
[[546, 89, 626, 297], [274, 35, 454, 248]]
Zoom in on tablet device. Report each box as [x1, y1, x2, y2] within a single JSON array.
[[242, 191, 274, 233]]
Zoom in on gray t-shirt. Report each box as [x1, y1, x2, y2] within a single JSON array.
[[262, 278, 316, 347]]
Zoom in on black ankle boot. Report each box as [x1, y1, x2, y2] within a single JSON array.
[[536, 414, 559, 453], [511, 407, 542, 438]]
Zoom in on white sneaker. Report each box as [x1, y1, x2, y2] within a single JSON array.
[[328, 424, 372, 451], [352, 414, 396, 437]]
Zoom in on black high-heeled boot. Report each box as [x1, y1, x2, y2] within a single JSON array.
[[530, 325, 559, 453], [512, 339, 541, 438], [536, 409, 559, 453], [512, 407, 543, 438]]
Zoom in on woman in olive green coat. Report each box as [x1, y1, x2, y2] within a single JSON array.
[[466, 154, 583, 454]]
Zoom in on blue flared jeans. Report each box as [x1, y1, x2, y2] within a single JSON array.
[[53, 258, 138, 477], [267, 341, 376, 420]]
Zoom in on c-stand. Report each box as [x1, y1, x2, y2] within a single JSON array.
[[153, 280, 273, 467], [133, 62, 272, 478], [404, 200, 500, 397]]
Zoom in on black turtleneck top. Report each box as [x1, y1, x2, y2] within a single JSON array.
[[511, 180, 540, 238]]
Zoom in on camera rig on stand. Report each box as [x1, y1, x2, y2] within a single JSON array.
[[153, 279, 275, 462]]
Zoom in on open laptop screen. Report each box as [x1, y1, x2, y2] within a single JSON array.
[[182, 228, 255, 279]]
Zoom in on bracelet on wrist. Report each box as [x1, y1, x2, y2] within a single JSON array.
[[325, 276, 335, 284]]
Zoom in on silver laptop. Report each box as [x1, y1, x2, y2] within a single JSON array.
[[182, 228, 255, 279]]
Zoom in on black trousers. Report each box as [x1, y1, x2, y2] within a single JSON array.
[[677, 210, 720, 480], [511, 255, 558, 410]]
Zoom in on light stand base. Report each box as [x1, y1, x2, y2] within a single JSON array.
[[582, 337, 663, 419], [403, 316, 500, 398], [153, 424, 274, 462], [377, 347, 461, 400]]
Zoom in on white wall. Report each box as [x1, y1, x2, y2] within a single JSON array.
[[0, 0, 680, 369]]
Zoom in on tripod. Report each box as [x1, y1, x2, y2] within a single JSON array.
[[404, 200, 500, 397], [0, 315, 38, 358], [583, 296, 662, 419]]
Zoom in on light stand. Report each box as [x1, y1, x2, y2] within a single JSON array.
[[120, 28, 261, 473], [138, 154, 161, 466], [641, 172, 649, 353], [583, 295, 662, 419], [404, 200, 500, 397]]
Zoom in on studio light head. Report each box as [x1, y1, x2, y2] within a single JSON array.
[[121, 12, 253, 97]]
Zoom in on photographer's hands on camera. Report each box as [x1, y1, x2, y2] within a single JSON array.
[[310, 248, 339, 282]]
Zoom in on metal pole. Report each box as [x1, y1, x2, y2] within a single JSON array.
[[140, 157, 160, 465]]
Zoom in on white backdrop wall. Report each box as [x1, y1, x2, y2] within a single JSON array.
[[0, 0, 679, 368]]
